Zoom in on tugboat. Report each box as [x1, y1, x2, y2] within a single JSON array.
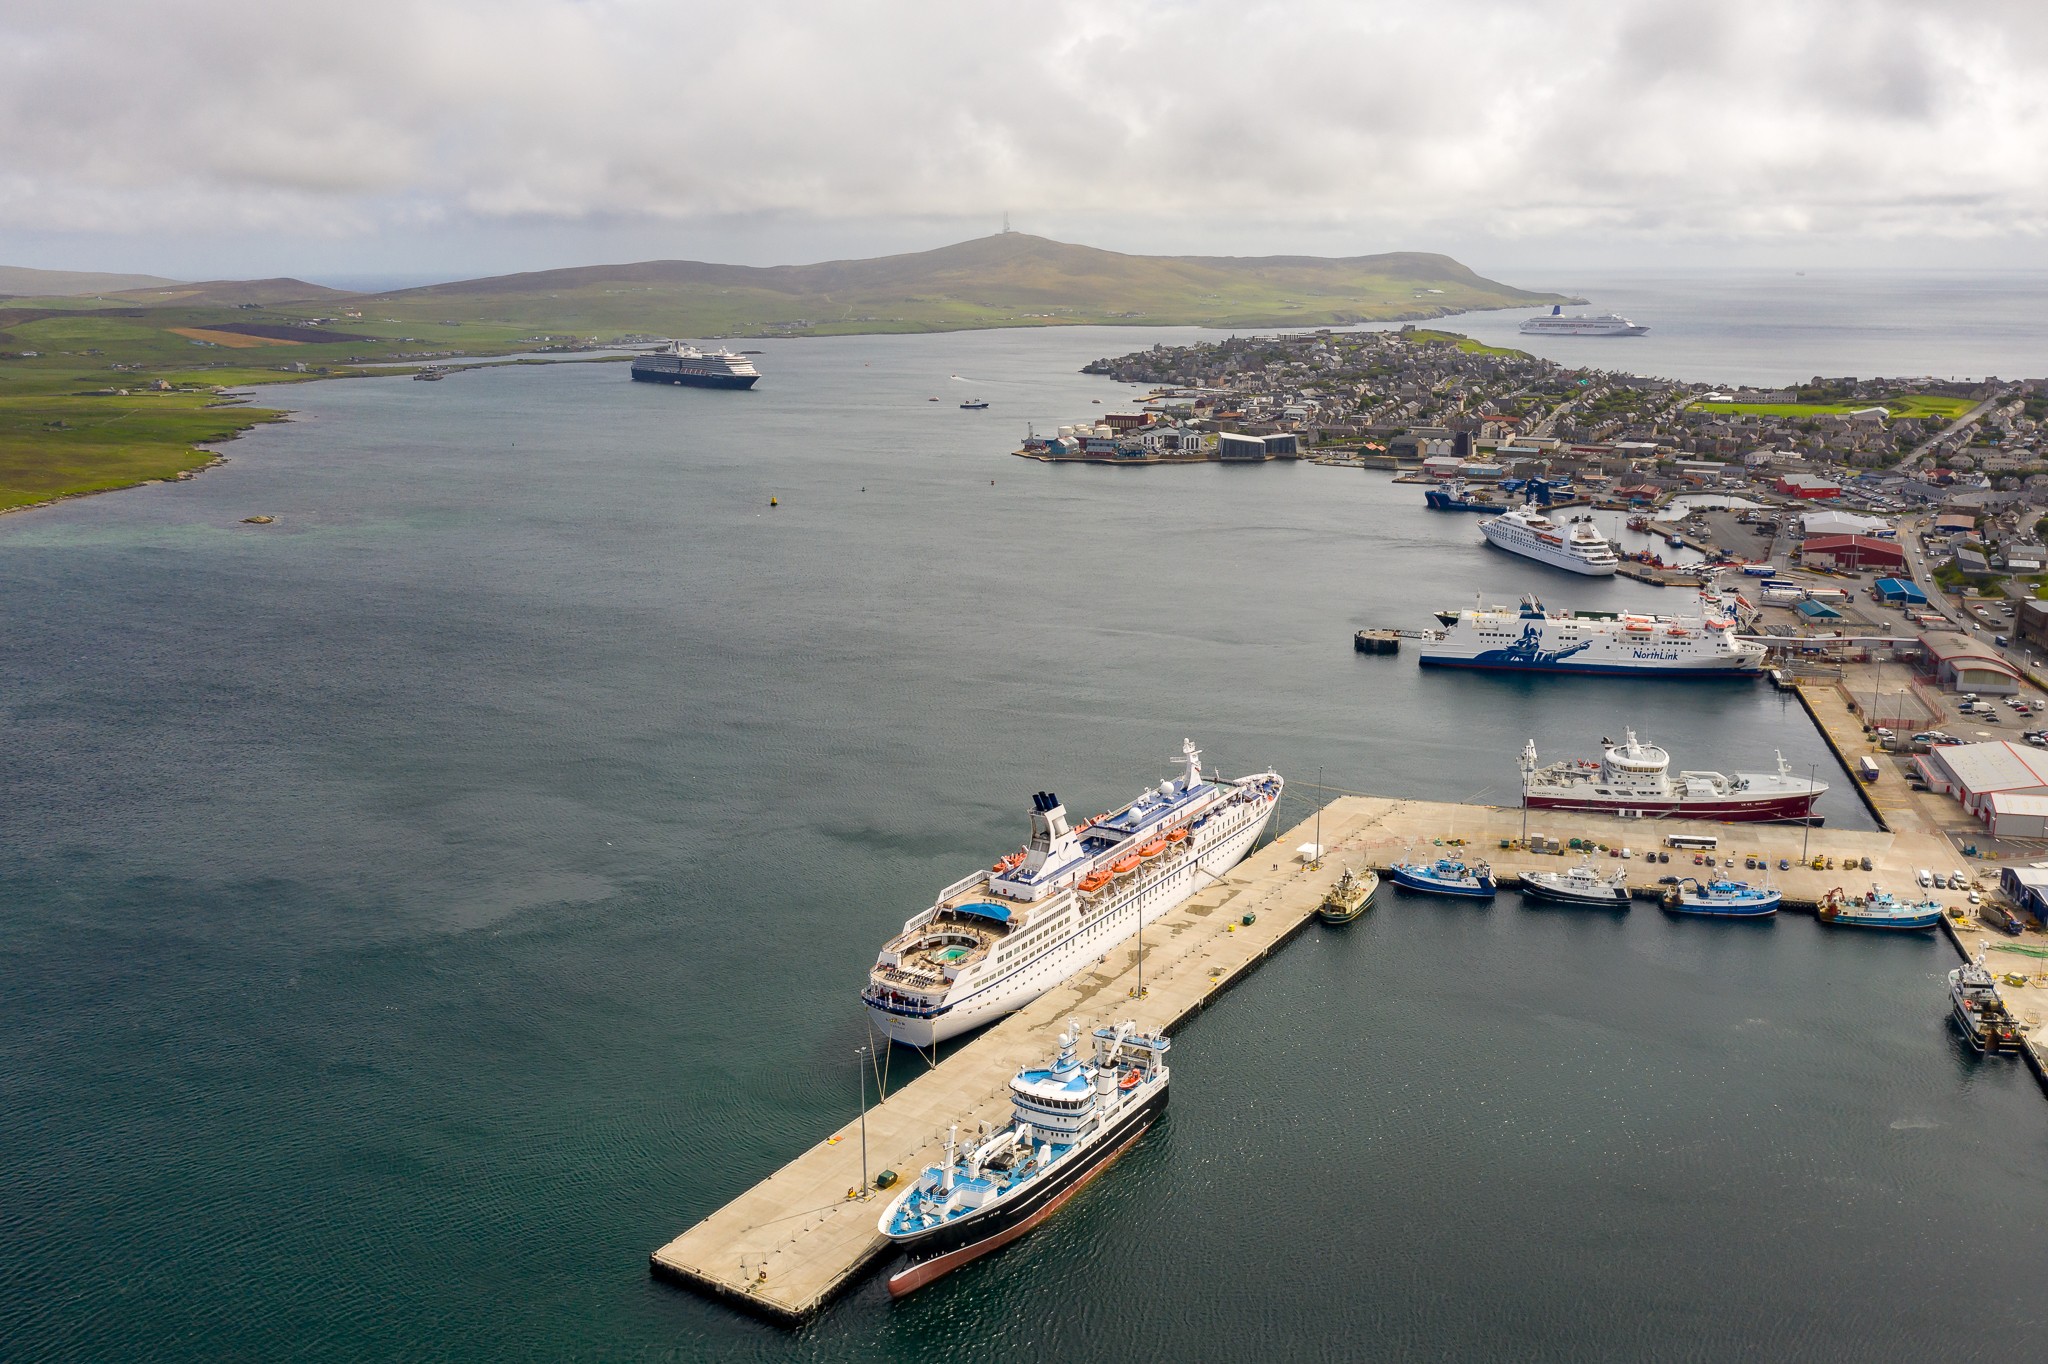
[[1816, 886, 1942, 931], [1388, 856, 1496, 898], [1949, 953, 2025, 1055], [1520, 861, 1632, 908], [1317, 865, 1379, 924], [1661, 877, 1780, 917], [880, 1020, 1169, 1296]]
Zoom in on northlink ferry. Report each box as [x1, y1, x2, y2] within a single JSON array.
[[862, 741, 1282, 1047], [1416, 594, 1768, 678]]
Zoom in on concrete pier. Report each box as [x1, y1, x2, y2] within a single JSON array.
[[649, 796, 1992, 1325]]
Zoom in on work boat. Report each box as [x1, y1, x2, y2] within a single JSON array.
[[881, 1021, 1169, 1297], [1816, 886, 1942, 931], [1520, 861, 1632, 908], [1521, 731, 1825, 823], [1479, 504, 1620, 576], [1662, 878, 1780, 917], [1317, 865, 1379, 924], [1388, 856, 1496, 898], [1949, 953, 2023, 1055], [862, 741, 1283, 1047]]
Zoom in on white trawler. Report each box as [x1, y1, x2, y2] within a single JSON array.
[[1417, 593, 1768, 677], [1479, 505, 1620, 576], [862, 741, 1283, 1047]]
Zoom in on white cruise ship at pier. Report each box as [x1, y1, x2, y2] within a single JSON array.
[[862, 741, 1282, 1047], [1480, 504, 1620, 576], [1417, 593, 1768, 678]]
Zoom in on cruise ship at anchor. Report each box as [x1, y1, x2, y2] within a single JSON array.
[[629, 341, 760, 389], [1479, 504, 1619, 576], [1520, 306, 1649, 336], [1417, 593, 1769, 677], [862, 741, 1283, 1047], [1523, 731, 1827, 823]]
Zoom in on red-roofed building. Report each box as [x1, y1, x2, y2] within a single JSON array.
[[1775, 473, 1842, 498], [1801, 534, 1906, 571]]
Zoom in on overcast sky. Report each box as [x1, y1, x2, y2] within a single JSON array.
[[2, 0, 2044, 284]]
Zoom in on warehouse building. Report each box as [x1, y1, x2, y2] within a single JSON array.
[[1873, 577, 1928, 606], [1800, 534, 1907, 572], [1918, 632, 2023, 694], [2000, 865, 2048, 908], [1986, 797, 2048, 842], [1914, 741, 2048, 820]]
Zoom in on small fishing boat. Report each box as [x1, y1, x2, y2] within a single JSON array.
[[1388, 856, 1496, 898], [1816, 885, 1942, 931], [1520, 861, 1631, 908], [1949, 952, 2024, 1055], [1661, 877, 1779, 917], [1317, 865, 1379, 924], [880, 1020, 1168, 1296], [960, 399, 990, 410]]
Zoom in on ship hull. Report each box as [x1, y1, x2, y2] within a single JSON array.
[[866, 793, 1276, 1047], [1665, 896, 1779, 917], [884, 1084, 1167, 1288], [1820, 910, 1940, 931], [1425, 491, 1504, 512], [1479, 527, 1618, 575], [1388, 867, 1495, 897], [1419, 656, 1764, 679], [1519, 881, 1631, 909], [629, 362, 758, 389], [1524, 792, 1819, 822]]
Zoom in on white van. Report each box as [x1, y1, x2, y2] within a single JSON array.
[[1949, 870, 1968, 889], [1916, 868, 1934, 887]]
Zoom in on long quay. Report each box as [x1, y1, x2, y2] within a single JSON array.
[[650, 798, 1998, 1325]]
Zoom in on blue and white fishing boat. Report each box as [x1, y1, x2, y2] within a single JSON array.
[[880, 1020, 1169, 1297], [1816, 885, 1942, 931], [1389, 856, 1496, 897], [1661, 877, 1779, 917]]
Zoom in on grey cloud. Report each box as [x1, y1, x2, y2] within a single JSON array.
[[0, 0, 2043, 271]]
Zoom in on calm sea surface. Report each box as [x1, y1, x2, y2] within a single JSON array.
[[5, 303, 2047, 1362]]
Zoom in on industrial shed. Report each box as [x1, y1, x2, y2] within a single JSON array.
[[2000, 865, 2048, 910], [1914, 740, 2048, 818], [1986, 796, 2048, 841], [1800, 534, 1907, 571], [1873, 577, 1927, 606], [1919, 632, 2023, 694]]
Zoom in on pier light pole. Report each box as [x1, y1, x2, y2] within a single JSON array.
[[1802, 764, 1816, 864], [855, 1044, 870, 1198]]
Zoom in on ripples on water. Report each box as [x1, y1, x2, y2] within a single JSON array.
[[3, 310, 2045, 1361]]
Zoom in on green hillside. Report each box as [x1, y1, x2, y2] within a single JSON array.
[[0, 234, 1568, 511], [0, 265, 186, 298], [363, 233, 1570, 336]]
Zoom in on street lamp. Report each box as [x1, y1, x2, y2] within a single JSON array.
[[854, 1044, 871, 1198], [1802, 764, 1817, 864]]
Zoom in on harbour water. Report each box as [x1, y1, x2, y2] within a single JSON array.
[[4, 320, 2045, 1360]]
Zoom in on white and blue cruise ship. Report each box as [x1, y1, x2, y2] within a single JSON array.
[[863, 741, 1282, 1047], [879, 1020, 1169, 1296], [1417, 593, 1768, 678]]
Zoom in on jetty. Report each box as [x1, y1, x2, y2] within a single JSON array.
[[650, 795, 2004, 1325]]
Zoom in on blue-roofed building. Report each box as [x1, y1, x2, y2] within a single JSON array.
[[1874, 577, 1928, 606], [1795, 599, 1843, 621]]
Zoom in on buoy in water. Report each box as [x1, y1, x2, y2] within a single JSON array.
[[769, 496, 778, 507]]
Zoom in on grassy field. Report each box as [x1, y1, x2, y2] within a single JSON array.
[[1696, 395, 1975, 421], [1402, 329, 1530, 358]]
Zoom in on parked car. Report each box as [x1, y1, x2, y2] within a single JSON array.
[[1949, 870, 1968, 889], [1916, 868, 1934, 887], [1779, 858, 1791, 871]]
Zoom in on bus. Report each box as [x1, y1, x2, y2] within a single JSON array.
[[1857, 756, 1882, 782], [1665, 834, 1719, 850]]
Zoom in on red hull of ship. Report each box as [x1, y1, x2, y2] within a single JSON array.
[[1524, 793, 1820, 824]]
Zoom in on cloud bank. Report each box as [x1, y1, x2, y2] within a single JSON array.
[[1, 0, 2043, 275]]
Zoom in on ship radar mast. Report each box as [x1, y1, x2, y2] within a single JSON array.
[[1520, 739, 1540, 777], [1181, 738, 1203, 790]]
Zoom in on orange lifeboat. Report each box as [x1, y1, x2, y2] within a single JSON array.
[[1110, 855, 1142, 875], [992, 850, 1026, 874], [1165, 828, 1189, 844], [1138, 839, 1168, 859], [1078, 869, 1114, 893]]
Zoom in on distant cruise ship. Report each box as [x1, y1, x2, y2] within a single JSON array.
[[629, 341, 760, 389], [1520, 306, 1648, 336], [1479, 504, 1619, 575], [1417, 593, 1769, 677]]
